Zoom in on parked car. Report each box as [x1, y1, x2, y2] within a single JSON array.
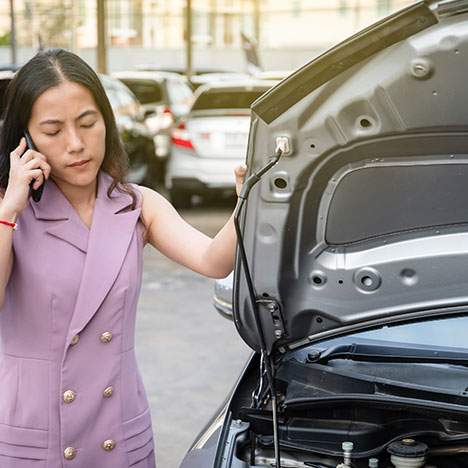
[[134, 64, 240, 87], [252, 69, 293, 82], [180, 1, 468, 467], [111, 70, 194, 172], [190, 72, 252, 91], [99, 74, 160, 187], [166, 80, 278, 208], [213, 271, 234, 321]]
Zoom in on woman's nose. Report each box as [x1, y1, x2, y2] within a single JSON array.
[[66, 128, 85, 153]]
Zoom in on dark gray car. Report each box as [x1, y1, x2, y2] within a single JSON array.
[[180, 1, 468, 467]]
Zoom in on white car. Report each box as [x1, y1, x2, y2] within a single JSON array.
[[166, 80, 278, 208]]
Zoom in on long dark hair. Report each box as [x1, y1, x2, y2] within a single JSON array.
[[0, 48, 138, 209]]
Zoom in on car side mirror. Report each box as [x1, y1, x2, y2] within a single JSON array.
[[213, 272, 233, 321]]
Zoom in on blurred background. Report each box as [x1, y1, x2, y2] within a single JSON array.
[[1, 1, 415, 73], [0, 1, 415, 467]]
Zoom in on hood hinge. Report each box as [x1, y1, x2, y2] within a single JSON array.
[[257, 298, 286, 340]]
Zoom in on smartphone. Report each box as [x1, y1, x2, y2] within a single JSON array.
[[23, 130, 45, 202]]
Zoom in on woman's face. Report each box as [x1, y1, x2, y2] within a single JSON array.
[[28, 80, 106, 188]]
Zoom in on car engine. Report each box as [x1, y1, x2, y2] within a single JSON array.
[[237, 438, 468, 467]]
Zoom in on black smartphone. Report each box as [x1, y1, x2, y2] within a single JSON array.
[[23, 130, 45, 202]]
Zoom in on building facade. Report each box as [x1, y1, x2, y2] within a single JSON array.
[[1, 0, 415, 51]]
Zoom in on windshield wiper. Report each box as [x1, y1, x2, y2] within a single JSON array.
[[308, 342, 468, 366]]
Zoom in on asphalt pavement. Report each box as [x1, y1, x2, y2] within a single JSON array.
[[134, 193, 251, 468]]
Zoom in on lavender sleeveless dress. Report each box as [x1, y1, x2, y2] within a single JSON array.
[[0, 169, 156, 467]]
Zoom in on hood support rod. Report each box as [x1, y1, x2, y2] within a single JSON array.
[[233, 145, 284, 468]]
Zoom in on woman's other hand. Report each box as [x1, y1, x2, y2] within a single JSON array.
[[234, 163, 247, 197]]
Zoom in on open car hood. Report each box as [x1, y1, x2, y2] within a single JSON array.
[[233, 0, 468, 354]]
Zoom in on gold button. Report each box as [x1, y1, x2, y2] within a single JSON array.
[[71, 335, 80, 346], [64, 446, 77, 460], [63, 390, 76, 403], [103, 386, 113, 398], [102, 439, 116, 451], [100, 331, 113, 343]]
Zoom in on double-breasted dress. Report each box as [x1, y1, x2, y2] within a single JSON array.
[[0, 169, 156, 467]]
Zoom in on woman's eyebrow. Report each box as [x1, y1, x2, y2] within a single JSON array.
[[39, 109, 98, 125]]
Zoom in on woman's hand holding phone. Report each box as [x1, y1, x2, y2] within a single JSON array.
[[1, 137, 51, 216]]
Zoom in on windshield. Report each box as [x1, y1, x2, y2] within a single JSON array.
[[316, 314, 468, 351], [120, 79, 163, 104], [192, 89, 269, 111]]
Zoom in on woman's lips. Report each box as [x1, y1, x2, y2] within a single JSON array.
[[69, 160, 90, 168]]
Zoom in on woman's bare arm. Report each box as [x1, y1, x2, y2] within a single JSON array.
[[0, 193, 16, 309], [139, 186, 237, 279]]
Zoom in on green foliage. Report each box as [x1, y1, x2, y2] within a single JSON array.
[[0, 32, 11, 46]]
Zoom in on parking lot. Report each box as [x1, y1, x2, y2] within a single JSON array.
[[134, 194, 251, 468]]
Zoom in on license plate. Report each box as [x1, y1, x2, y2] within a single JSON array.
[[225, 132, 247, 148]]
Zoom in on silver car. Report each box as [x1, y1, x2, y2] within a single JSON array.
[[166, 80, 278, 208]]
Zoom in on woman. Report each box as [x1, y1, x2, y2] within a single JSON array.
[[0, 48, 246, 468]]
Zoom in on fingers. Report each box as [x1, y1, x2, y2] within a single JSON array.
[[10, 137, 27, 160], [6, 139, 51, 203], [14, 139, 52, 180], [235, 163, 247, 175], [24, 157, 51, 179], [29, 168, 45, 190], [11, 139, 48, 166], [20, 149, 46, 164]]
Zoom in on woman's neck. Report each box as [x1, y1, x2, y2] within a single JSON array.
[[52, 175, 98, 210]]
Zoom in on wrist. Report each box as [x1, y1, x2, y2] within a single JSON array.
[[0, 204, 19, 223]]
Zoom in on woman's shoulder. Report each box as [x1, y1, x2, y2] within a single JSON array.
[[131, 184, 161, 247], [134, 185, 174, 247]]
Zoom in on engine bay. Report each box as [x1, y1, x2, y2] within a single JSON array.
[[225, 352, 468, 468]]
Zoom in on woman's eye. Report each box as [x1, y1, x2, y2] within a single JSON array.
[[46, 122, 96, 136]]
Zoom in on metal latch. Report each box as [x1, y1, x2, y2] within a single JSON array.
[[256, 298, 286, 339], [275, 136, 292, 156]]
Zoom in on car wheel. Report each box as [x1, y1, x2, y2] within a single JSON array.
[[169, 188, 192, 209]]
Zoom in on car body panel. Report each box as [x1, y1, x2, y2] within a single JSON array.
[[233, 2, 468, 353]]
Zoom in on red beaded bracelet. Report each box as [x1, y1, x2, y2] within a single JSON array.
[[0, 219, 17, 231]]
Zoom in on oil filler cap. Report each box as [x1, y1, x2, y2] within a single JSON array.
[[387, 438, 429, 458]]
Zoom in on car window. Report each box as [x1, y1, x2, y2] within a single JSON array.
[[120, 79, 163, 104], [344, 315, 468, 351], [192, 89, 269, 111]]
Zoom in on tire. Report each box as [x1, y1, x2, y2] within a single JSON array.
[[169, 188, 192, 209]]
